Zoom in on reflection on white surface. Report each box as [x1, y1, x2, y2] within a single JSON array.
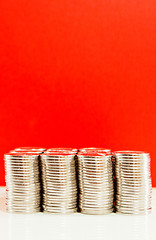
[[0, 187, 156, 240], [6, 214, 151, 240]]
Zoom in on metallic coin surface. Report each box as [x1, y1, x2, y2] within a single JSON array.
[[78, 152, 114, 215], [114, 151, 152, 215], [41, 150, 77, 214], [4, 150, 42, 213]]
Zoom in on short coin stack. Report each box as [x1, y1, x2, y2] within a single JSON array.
[[78, 149, 114, 214], [5, 147, 44, 213], [41, 149, 77, 213], [115, 151, 152, 214]]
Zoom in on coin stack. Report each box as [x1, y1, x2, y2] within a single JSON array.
[[115, 151, 152, 214], [41, 149, 77, 213], [78, 150, 114, 214], [5, 149, 43, 213]]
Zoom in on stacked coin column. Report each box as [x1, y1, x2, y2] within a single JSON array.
[[78, 152, 114, 214], [5, 152, 41, 213], [115, 151, 152, 214], [41, 151, 77, 213]]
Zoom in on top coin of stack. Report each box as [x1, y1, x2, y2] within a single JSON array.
[[79, 148, 111, 154], [41, 149, 77, 213], [4, 147, 44, 213], [115, 151, 152, 214], [46, 148, 78, 154], [10, 147, 46, 153], [78, 149, 114, 214]]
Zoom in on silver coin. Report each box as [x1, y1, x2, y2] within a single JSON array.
[[80, 207, 113, 214], [7, 207, 40, 213], [79, 203, 113, 209], [42, 158, 74, 162], [6, 194, 40, 199], [79, 194, 114, 201], [5, 158, 38, 162], [44, 184, 76, 190], [43, 202, 77, 208], [43, 205, 77, 211], [43, 188, 77, 193], [80, 167, 112, 172], [6, 183, 40, 188], [43, 202, 77, 207], [7, 201, 41, 206], [43, 191, 77, 197], [43, 166, 75, 171], [80, 191, 114, 196], [44, 172, 76, 178], [80, 175, 113, 181], [79, 198, 113, 205], [43, 208, 77, 214], [43, 198, 77, 203], [116, 167, 151, 172], [44, 181, 76, 186], [5, 161, 38, 166], [6, 190, 41, 195]]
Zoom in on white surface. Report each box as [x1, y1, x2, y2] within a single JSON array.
[[0, 187, 155, 240]]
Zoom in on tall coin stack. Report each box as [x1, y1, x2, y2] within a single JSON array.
[[41, 149, 77, 213], [115, 151, 152, 214], [78, 149, 114, 214], [5, 147, 44, 213]]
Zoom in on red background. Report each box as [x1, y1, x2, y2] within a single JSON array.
[[0, 0, 156, 186]]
